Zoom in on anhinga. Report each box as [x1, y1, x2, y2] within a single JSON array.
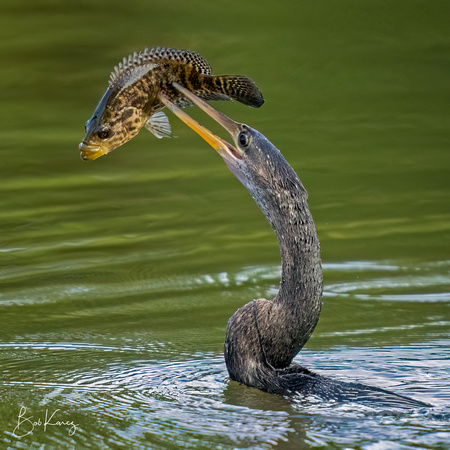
[[159, 84, 427, 406], [161, 83, 322, 395]]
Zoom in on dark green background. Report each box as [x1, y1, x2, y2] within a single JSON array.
[[1, 0, 449, 448]]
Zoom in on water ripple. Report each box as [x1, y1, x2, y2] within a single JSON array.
[[1, 259, 448, 306], [1, 340, 448, 448]]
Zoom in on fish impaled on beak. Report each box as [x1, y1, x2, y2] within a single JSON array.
[[79, 47, 264, 161]]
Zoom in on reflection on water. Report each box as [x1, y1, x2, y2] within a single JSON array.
[[1, 339, 449, 448], [2, 256, 449, 305], [1, 262, 449, 447]]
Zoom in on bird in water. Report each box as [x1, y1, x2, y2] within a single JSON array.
[[159, 83, 429, 407], [78, 47, 264, 161], [160, 83, 322, 395]]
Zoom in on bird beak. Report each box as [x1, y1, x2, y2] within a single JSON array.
[[159, 82, 243, 161]]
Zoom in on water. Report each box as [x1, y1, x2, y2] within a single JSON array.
[[1, 0, 449, 448]]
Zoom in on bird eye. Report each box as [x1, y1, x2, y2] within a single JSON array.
[[97, 128, 111, 140], [238, 131, 250, 148]]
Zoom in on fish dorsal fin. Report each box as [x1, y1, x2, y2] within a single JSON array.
[[111, 63, 157, 93], [108, 47, 212, 88]]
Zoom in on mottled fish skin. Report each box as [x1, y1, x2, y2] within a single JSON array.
[[79, 47, 264, 160]]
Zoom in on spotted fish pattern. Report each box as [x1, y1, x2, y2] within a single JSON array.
[[79, 47, 264, 160]]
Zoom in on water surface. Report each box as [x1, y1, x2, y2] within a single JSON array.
[[1, 0, 449, 448]]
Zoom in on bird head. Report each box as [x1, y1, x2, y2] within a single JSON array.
[[160, 83, 291, 195]]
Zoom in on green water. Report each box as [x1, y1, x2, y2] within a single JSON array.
[[1, 0, 449, 448]]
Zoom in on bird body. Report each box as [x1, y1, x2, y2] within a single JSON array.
[[160, 85, 429, 406], [221, 128, 323, 392], [161, 85, 323, 394]]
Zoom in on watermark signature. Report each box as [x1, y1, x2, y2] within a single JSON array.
[[12, 406, 78, 438]]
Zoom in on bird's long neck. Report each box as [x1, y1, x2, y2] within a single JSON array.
[[274, 185, 322, 310], [246, 155, 323, 367]]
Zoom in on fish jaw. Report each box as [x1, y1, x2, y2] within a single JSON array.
[[79, 141, 109, 161]]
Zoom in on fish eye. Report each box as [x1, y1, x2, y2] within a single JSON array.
[[97, 128, 111, 140], [238, 131, 250, 148]]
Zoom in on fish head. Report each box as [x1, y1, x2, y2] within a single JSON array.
[[79, 88, 147, 161]]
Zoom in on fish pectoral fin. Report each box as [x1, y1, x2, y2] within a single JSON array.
[[145, 111, 173, 139]]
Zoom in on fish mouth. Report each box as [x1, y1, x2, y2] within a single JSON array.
[[79, 142, 108, 161]]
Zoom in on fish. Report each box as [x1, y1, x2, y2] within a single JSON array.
[[79, 47, 264, 161]]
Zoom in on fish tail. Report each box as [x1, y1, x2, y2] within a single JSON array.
[[201, 75, 265, 108]]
